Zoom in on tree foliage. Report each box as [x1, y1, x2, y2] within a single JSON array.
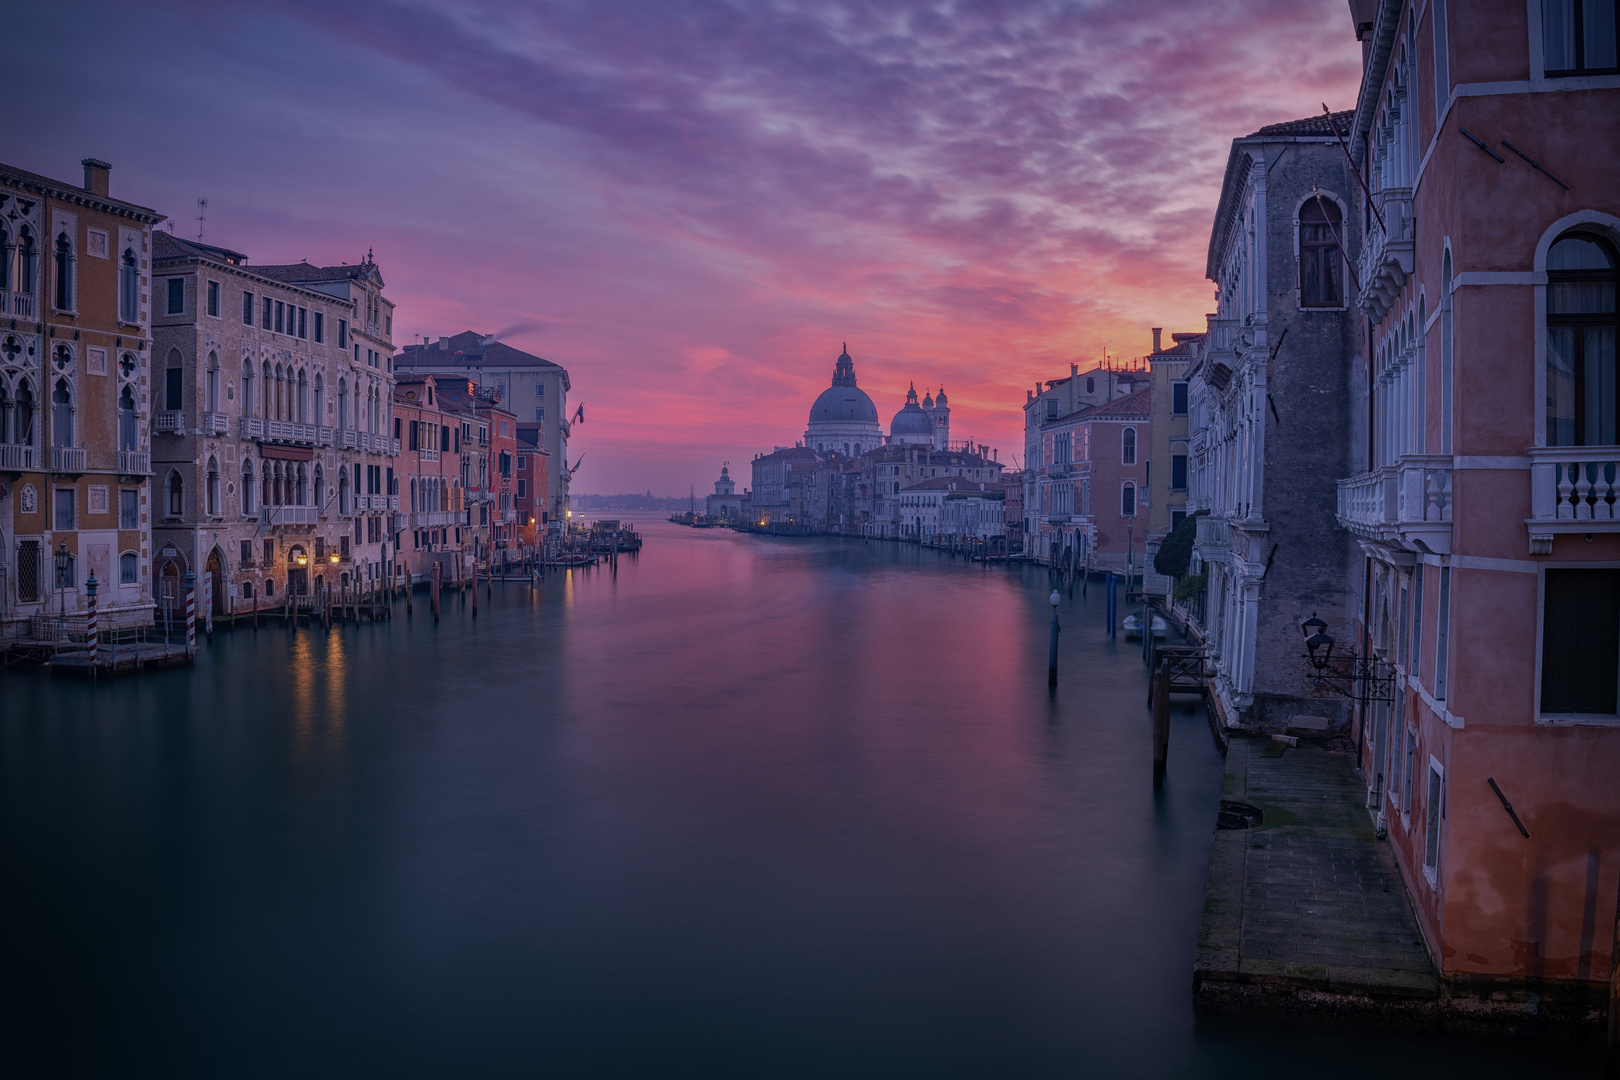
[[1155, 512, 1198, 577]]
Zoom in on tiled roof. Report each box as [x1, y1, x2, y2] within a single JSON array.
[[153, 231, 250, 265], [1249, 110, 1353, 138], [253, 261, 373, 284], [0, 160, 163, 222], [396, 330, 563, 371], [1078, 387, 1151, 419], [1151, 331, 1206, 358]]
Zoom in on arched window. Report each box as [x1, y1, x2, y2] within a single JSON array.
[[0, 227, 8, 292], [17, 227, 36, 294], [262, 462, 273, 509], [1300, 199, 1343, 307], [1121, 426, 1137, 465], [118, 386, 137, 450], [53, 232, 72, 311], [242, 459, 256, 514], [242, 361, 254, 416], [314, 465, 325, 511], [1546, 231, 1619, 446], [1441, 249, 1454, 454], [338, 378, 348, 429], [206, 456, 220, 516], [313, 373, 323, 424], [262, 361, 273, 417], [52, 378, 73, 447], [1121, 481, 1137, 518], [1086, 377, 1095, 393], [296, 463, 308, 506], [120, 551, 138, 586], [165, 348, 184, 412], [273, 364, 285, 420], [13, 381, 33, 445], [119, 247, 140, 322], [297, 369, 309, 423], [340, 468, 351, 516], [168, 470, 183, 516], [206, 352, 220, 414]]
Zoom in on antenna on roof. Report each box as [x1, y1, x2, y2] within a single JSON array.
[[196, 196, 207, 243]]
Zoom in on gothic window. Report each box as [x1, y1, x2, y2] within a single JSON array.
[[206, 456, 220, 517], [338, 379, 348, 429], [1300, 200, 1343, 307], [1545, 232, 1619, 446], [1544, 0, 1620, 75], [13, 381, 33, 445], [296, 463, 308, 505], [313, 374, 323, 423], [242, 362, 255, 416], [262, 463, 272, 509], [207, 352, 220, 413], [243, 460, 255, 515], [17, 227, 36, 294], [1121, 426, 1137, 465], [119, 248, 140, 322], [118, 386, 137, 450], [0, 226, 9, 292], [168, 470, 183, 516], [297, 369, 309, 423], [53, 232, 72, 311], [52, 378, 73, 447], [314, 465, 325, 510], [165, 348, 184, 411]]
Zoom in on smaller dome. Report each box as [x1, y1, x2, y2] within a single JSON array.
[[922, 392, 934, 409], [890, 402, 933, 436], [935, 386, 948, 405]]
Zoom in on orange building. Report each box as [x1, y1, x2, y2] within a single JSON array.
[[1, 157, 164, 632]]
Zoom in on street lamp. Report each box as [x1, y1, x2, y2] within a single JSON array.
[[1301, 612, 1334, 671], [1298, 611, 1390, 703], [54, 542, 71, 621]]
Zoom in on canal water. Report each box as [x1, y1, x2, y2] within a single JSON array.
[[1, 516, 1592, 1077]]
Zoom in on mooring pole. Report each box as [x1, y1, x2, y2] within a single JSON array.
[[184, 570, 197, 658], [1047, 589, 1061, 687], [430, 561, 442, 623], [85, 573, 99, 673], [1152, 661, 1170, 790]]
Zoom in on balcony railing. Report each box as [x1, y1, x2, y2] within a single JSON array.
[[265, 505, 319, 524], [202, 412, 229, 436], [117, 449, 151, 475], [0, 444, 34, 470], [154, 411, 185, 434], [266, 420, 318, 444], [418, 447, 440, 463], [317, 426, 334, 447], [1336, 455, 1453, 553], [3, 290, 36, 319], [1195, 514, 1231, 558], [50, 446, 88, 473], [1526, 447, 1620, 553], [338, 429, 359, 450], [409, 510, 459, 528], [239, 416, 266, 439], [1358, 188, 1414, 323]]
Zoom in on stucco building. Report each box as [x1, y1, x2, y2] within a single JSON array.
[[1, 157, 164, 633], [149, 234, 399, 617], [1332, 0, 1620, 1009]]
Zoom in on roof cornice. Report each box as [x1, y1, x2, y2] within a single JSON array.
[[1351, 0, 1404, 163]]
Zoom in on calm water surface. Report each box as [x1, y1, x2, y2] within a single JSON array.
[[1, 515, 1592, 1076]]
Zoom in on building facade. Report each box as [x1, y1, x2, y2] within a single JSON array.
[[149, 235, 398, 616], [1, 157, 163, 632], [1021, 361, 1147, 543], [1144, 328, 1203, 542], [705, 464, 743, 522], [1332, 0, 1619, 1007], [395, 332, 571, 532], [1031, 388, 1151, 571], [1184, 111, 1359, 733]]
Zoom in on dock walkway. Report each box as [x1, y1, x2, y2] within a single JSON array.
[[1195, 736, 1439, 1028]]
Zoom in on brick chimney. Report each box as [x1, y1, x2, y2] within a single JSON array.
[[82, 158, 111, 197], [1151, 327, 1163, 352], [437, 336, 450, 350]]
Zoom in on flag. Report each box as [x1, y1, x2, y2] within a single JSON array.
[[573, 404, 585, 425]]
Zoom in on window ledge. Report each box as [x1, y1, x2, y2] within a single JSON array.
[[1422, 863, 1439, 890], [1536, 713, 1620, 728]]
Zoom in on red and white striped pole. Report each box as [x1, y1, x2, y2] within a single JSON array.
[[184, 570, 197, 658], [85, 572, 99, 669]]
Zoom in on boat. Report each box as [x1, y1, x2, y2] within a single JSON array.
[[1122, 613, 1167, 641]]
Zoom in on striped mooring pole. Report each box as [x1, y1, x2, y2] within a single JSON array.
[[184, 570, 197, 658], [85, 573, 99, 669]]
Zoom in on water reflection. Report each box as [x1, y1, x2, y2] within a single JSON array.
[[0, 515, 1596, 1077]]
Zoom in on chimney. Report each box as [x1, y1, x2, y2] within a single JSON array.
[[437, 336, 449, 351], [1152, 327, 1162, 352], [81, 158, 111, 197], [1070, 363, 1078, 376]]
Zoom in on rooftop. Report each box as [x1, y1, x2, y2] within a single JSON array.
[[1247, 110, 1353, 139], [396, 331, 565, 373]]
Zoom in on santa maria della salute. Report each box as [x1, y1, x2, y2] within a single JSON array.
[[804, 344, 953, 455], [720, 345, 1008, 542]]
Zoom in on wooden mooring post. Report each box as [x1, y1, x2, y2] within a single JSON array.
[[1152, 659, 1170, 790], [430, 561, 442, 622]]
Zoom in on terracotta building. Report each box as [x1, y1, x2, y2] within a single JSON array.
[[1334, 0, 1620, 1010], [1031, 387, 1152, 572], [0, 157, 164, 632]]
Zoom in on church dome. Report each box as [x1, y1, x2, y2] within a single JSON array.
[[891, 382, 933, 437], [809, 384, 879, 425]]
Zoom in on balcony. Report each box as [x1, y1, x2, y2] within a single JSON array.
[[155, 411, 185, 434], [266, 505, 319, 524], [338, 429, 359, 450], [0, 444, 34, 471], [1527, 447, 1620, 554], [3, 290, 35, 319], [50, 446, 87, 473], [1358, 188, 1415, 323], [317, 426, 334, 447], [117, 449, 151, 475], [239, 416, 266, 439], [1195, 514, 1231, 561], [266, 420, 318, 444], [199, 412, 227, 436], [410, 510, 459, 528], [1336, 455, 1453, 554], [418, 447, 440, 463]]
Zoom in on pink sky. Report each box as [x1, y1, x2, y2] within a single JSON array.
[[11, 0, 1361, 494]]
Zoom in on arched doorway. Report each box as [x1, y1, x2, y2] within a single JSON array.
[[205, 547, 225, 616], [155, 547, 186, 632], [286, 545, 309, 597]]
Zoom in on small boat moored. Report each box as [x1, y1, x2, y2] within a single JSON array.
[[1122, 613, 1167, 641]]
